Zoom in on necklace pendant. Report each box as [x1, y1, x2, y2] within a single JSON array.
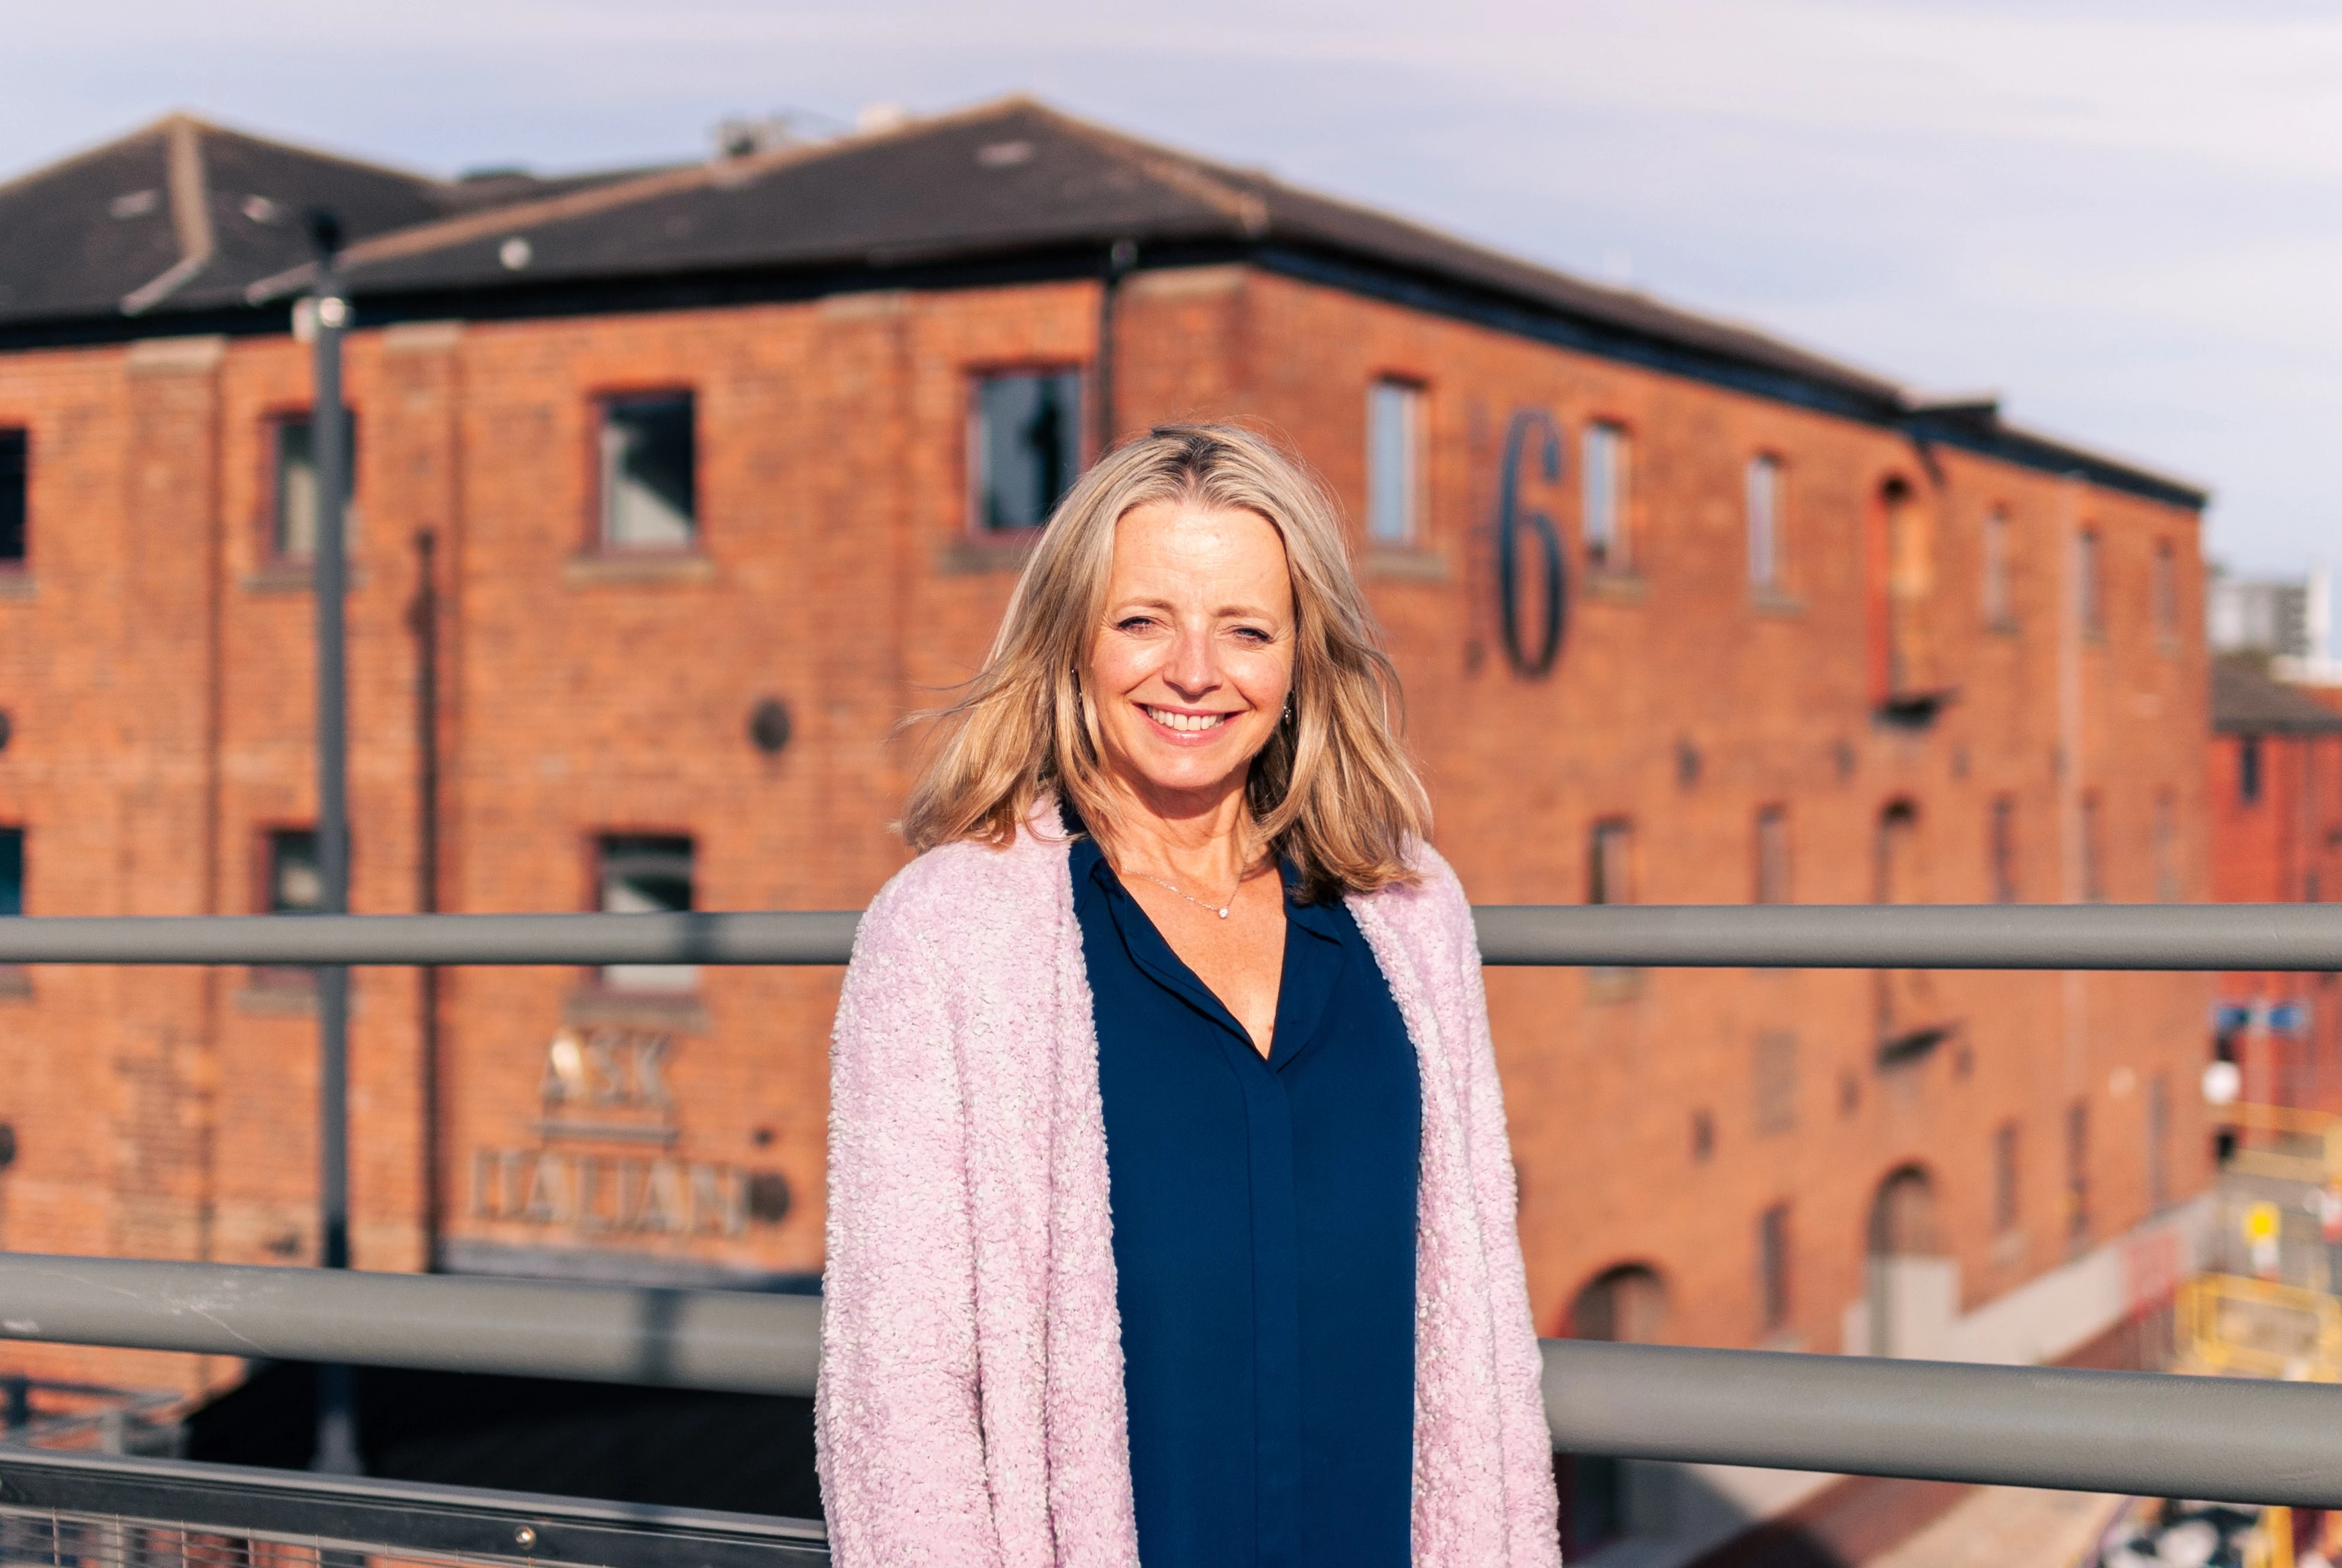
[[1216, 907, 1229, 919]]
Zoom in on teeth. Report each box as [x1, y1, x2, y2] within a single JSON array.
[[1145, 707, 1229, 732]]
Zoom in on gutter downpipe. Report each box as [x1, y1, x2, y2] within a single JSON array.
[[1096, 239, 1137, 455]]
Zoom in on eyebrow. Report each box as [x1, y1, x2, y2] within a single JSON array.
[[1109, 596, 1283, 620]]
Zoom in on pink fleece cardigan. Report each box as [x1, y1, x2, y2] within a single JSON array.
[[816, 813, 1561, 1567]]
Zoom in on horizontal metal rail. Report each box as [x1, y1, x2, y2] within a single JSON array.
[[0, 902, 2334, 967], [0, 1255, 819, 1396], [9, 1255, 2342, 1509], [1541, 1339, 2342, 1511], [0, 1443, 830, 1568]]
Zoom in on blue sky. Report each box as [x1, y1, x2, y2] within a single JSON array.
[[10, 0, 2338, 576]]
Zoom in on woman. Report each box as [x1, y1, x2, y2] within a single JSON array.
[[816, 425, 1558, 1568]]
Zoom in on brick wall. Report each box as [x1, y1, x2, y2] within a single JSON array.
[[0, 260, 2210, 1391]]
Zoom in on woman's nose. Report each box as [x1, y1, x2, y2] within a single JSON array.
[[1160, 627, 1218, 696]]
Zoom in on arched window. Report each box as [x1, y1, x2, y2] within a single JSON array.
[[1868, 1165, 1939, 1257], [1864, 1165, 1948, 1358], [1560, 1264, 1668, 1555], [1566, 1262, 1668, 1343]]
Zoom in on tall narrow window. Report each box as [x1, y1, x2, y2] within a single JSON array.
[[268, 829, 323, 915], [1754, 805, 1790, 904], [599, 393, 697, 550], [1588, 818, 1634, 906], [598, 834, 696, 992], [2153, 538, 2178, 646], [2154, 790, 2180, 901], [0, 429, 26, 565], [2063, 1100, 2090, 1251], [0, 827, 23, 917], [1367, 380, 1423, 545], [253, 827, 321, 990], [1754, 1033, 1797, 1135], [1758, 1203, 1793, 1334], [1746, 454, 1783, 590], [272, 411, 356, 560], [1582, 422, 1628, 568], [2239, 736, 2264, 805], [1982, 504, 2011, 627], [2081, 791, 2107, 902], [1989, 795, 2018, 903], [2147, 1074, 2171, 1212], [973, 371, 1081, 532], [1993, 1120, 2020, 1235], [2076, 527, 2105, 640]]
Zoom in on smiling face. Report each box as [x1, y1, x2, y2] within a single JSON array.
[[1086, 497, 1297, 815]]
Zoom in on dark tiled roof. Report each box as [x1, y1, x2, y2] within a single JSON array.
[[0, 113, 638, 324], [0, 98, 2205, 506], [299, 98, 1905, 409], [2212, 659, 2342, 735]]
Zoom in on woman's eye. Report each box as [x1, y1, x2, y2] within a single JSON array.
[[1231, 626, 1272, 644], [1115, 616, 1159, 633]]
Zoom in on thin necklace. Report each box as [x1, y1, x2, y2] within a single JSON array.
[[1130, 866, 1241, 920]]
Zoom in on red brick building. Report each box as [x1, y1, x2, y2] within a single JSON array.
[[2208, 660, 2342, 1114], [0, 97, 2213, 1551]]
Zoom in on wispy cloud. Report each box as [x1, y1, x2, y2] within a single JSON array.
[[8, 0, 2335, 569]]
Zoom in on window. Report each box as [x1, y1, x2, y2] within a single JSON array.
[[1993, 1121, 2020, 1235], [1758, 1203, 1792, 1334], [598, 834, 696, 992], [268, 829, 323, 914], [2076, 527, 2104, 640], [1754, 1032, 1797, 1135], [2154, 790, 2180, 902], [0, 827, 22, 917], [599, 393, 697, 550], [2063, 1101, 2090, 1250], [2081, 791, 2107, 902], [1982, 504, 2011, 626], [1582, 422, 1628, 568], [1989, 795, 2018, 903], [2147, 1074, 2171, 1212], [1588, 818, 1633, 906], [252, 827, 321, 990], [2239, 736, 2264, 805], [2153, 538, 2178, 646], [1746, 454, 1783, 590], [974, 371, 1081, 532], [0, 429, 25, 565], [1559, 1265, 1664, 1555], [271, 411, 356, 560], [1366, 380, 1423, 545], [1875, 800, 1918, 904], [1754, 805, 1790, 904]]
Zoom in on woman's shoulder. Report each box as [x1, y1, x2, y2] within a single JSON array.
[[1348, 838, 1475, 952], [857, 820, 1073, 954]]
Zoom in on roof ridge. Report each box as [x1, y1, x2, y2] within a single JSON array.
[[119, 116, 219, 317]]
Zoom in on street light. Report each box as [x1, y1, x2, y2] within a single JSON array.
[[303, 207, 357, 1477]]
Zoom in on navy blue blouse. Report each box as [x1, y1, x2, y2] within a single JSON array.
[[1068, 822, 1420, 1568]]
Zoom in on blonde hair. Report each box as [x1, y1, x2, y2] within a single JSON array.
[[900, 423, 1429, 902]]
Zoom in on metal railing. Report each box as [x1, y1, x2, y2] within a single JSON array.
[[7, 1252, 2342, 1511], [3, 900, 2339, 1560], [0, 1442, 830, 1568], [0, 900, 2332, 967]]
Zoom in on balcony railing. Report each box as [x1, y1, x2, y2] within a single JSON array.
[[1, 902, 2335, 1564]]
